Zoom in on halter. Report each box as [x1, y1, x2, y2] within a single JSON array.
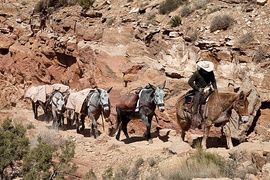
[[88, 91, 110, 110], [153, 89, 165, 107]]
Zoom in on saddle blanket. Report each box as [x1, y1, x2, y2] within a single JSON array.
[[66, 88, 96, 113], [25, 84, 69, 103]]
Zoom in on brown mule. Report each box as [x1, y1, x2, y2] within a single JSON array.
[[176, 89, 252, 149]]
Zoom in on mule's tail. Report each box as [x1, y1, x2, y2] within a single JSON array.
[[109, 107, 122, 136]]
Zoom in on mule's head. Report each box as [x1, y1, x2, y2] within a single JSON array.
[[53, 92, 66, 114], [152, 81, 166, 112], [233, 90, 252, 123], [97, 87, 112, 116]]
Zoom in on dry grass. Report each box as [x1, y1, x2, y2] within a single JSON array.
[[180, 6, 193, 17], [159, 0, 187, 14], [210, 14, 234, 32], [237, 32, 254, 45], [159, 145, 237, 180], [253, 46, 266, 63]]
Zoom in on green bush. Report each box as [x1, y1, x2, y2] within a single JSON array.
[[0, 118, 29, 179], [23, 136, 53, 179], [159, 0, 187, 15], [23, 136, 77, 179], [170, 16, 181, 27], [210, 14, 234, 32], [83, 169, 97, 180]]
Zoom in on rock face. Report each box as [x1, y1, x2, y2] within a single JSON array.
[[0, 0, 269, 138]]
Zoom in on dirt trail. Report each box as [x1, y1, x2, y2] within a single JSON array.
[[2, 108, 184, 179]]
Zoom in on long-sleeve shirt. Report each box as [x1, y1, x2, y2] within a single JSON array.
[[188, 69, 217, 91]]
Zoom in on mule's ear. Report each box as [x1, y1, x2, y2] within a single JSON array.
[[96, 88, 102, 94], [160, 80, 166, 89], [246, 89, 252, 97], [107, 87, 113, 93], [239, 91, 244, 99], [147, 83, 155, 89]]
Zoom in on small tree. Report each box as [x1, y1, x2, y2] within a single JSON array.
[[23, 136, 53, 179], [0, 118, 29, 179], [22, 136, 77, 179]]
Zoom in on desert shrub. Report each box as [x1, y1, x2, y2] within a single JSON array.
[[159, 0, 187, 15], [170, 16, 181, 27], [0, 118, 30, 179], [164, 145, 237, 179], [23, 136, 77, 179], [134, 157, 144, 168], [180, 6, 193, 17], [147, 157, 156, 166], [22, 136, 53, 179], [33, 0, 46, 13], [210, 14, 234, 32], [114, 166, 129, 180], [253, 46, 266, 63], [237, 32, 254, 45], [26, 122, 35, 129], [78, 0, 95, 9], [102, 167, 114, 180], [194, 0, 209, 10], [83, 169, 97, 180]]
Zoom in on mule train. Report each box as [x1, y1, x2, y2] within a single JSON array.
[[25, 82, 252, 149], [25, 84, 113, 137]]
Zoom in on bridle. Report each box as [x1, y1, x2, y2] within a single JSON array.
[[87, 92, 110, 110]]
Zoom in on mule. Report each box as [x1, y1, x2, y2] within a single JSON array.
[[50, 90, 66, 129], [74, 87, 112, 137], [115, 81, 166, 144], [175, 89, 252, 149], [31, 99, 48, 120]]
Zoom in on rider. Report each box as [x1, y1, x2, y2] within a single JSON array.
[[188, 60, 217, 128]]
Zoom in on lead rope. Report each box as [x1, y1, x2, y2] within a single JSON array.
[[216, 91, 239, 130]]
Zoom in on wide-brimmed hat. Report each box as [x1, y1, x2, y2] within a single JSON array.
[[197, 61, 214, 72]]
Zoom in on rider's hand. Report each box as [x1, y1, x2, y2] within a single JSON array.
[[199, 88, 203, 92]]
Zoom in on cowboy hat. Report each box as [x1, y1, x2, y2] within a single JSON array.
[[197, 61, 214, 72]]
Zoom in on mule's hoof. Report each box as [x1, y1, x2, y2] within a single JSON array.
[[148, 139, 153, 144]]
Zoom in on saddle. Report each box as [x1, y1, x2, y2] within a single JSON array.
[[116, 87, 142, 112], [183, 89, 213, 114]]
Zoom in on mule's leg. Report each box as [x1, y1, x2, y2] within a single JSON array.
[[181, 130, 186, 141], [80, 114, 86, 132], [52, 110, 59, 130], [141, 114, 153, 144], [122, 118, 132, 143], [115, 109, 122, 141], [88, 113, 99, 138], [116, 123, 122, 141], [75, 113, 80, 133], [223, 122, 233, 149], [33, 102, 38, 119], [67, 109, 72, 126], [58, 114, 64, 130], [202, 125, 210, 149], [142, 115, 153, 144]]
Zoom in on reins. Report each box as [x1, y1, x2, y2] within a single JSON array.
[[216, 92, 240, 130]]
